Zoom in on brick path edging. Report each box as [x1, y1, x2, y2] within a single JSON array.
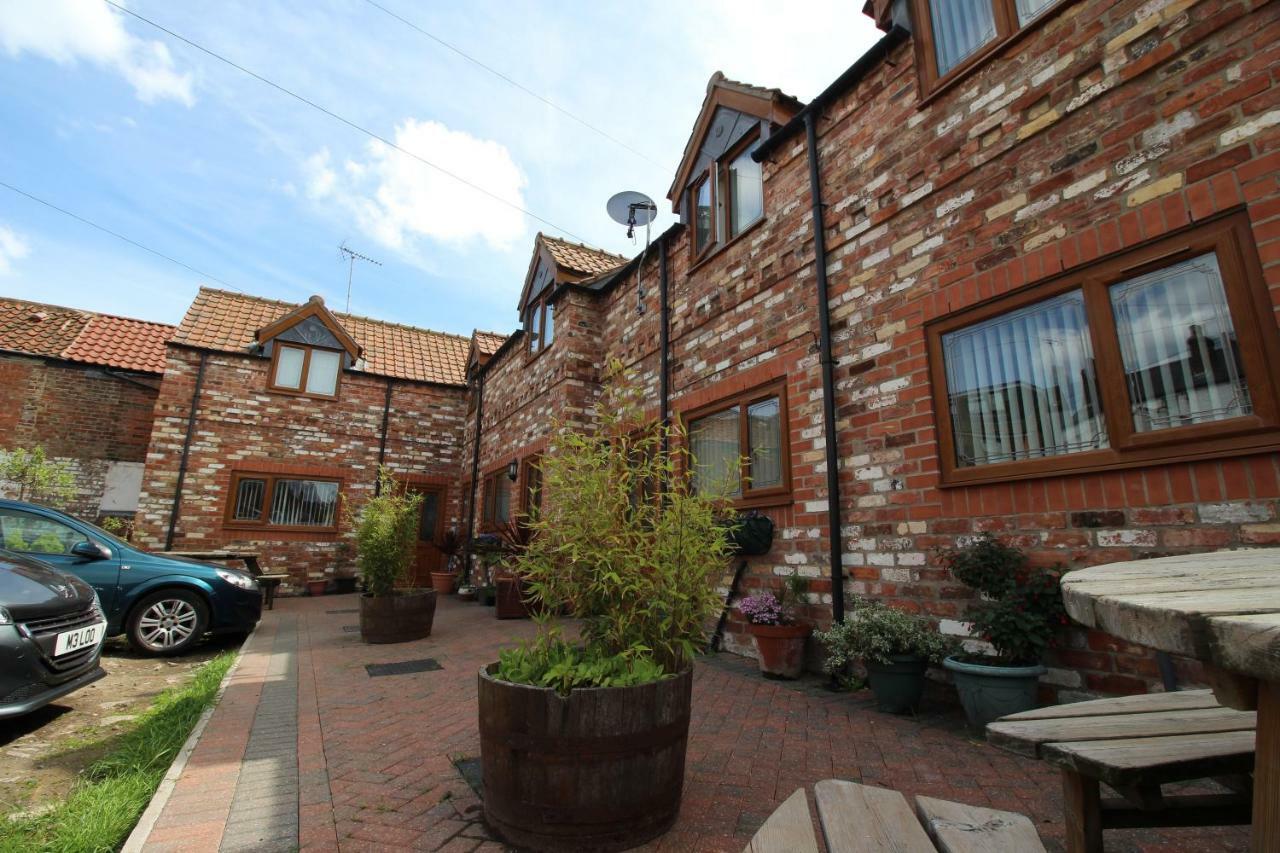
[[121, 623, 259, 853]]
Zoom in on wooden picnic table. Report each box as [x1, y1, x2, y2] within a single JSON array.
[[1060, 549, 1280, 852], [166, 549, 287, 609]]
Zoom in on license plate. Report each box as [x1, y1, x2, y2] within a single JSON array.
[[54, 622, 107, 656]]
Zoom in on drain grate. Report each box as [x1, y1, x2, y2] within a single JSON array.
[[327, 608, 358, 614], [342, 625, 360, 633], [366, 658, 442, 677]]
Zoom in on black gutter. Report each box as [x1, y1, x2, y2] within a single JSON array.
[[463, 370, 485, 581], [658, 234, 671, 456], [753, 26, 909, 164], [164, 351, 207, 551], [804, 111, 846, 625], [374, 378, 394, 493]]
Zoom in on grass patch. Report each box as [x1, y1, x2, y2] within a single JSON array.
[[2, 651, 236, 853]]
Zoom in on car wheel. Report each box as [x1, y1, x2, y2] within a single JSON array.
[[127, 590, 209, 656]]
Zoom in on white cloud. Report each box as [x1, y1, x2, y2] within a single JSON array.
[[304, 119, 527, 253], [0, 0, 193, 105], [0, 226, 31, 276]]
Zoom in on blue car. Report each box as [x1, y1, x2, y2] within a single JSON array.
[[0, 500, 261, 656]]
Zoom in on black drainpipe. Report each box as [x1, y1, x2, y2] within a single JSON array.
[[374, 379, 394, 494], [805, 111, 846, 625], [463, 371, 485, 579], [658, 236, 671, 455], [165, 351, 207, 551]]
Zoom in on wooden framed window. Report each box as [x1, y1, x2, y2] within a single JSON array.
[[911, 0, 1064, 95], [684, 380, 790, 506], [269, 343, 342, 398], [525, 297, 555, 358], [690, 173, 715, 259], [225, 472, 340, 531], [481, 469, 513, 529], [721, 130, 763, 240], [521, 455, 543, 521], [927, 211, 1280, 485]]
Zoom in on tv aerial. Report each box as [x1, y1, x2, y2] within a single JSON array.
[[607, 191, 658, 315], [338, 242, 382, 313]]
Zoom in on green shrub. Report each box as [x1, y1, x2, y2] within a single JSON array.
[[351, 469, 421, 597], [496, 628, 669, 696], [507, 362, 736, 685], [816, 599, 956, 671], [938, 533, 1066, 665], [0, 446, 75, 507]]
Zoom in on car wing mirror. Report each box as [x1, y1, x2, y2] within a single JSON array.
[[71, 541, 111, 561]]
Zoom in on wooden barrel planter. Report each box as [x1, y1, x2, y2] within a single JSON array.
[[478, 665, 693, 851], [359, 588, 436, 644]]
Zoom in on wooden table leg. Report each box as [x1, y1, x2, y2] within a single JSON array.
[[1062, 769, 1103, 853], [1254, 680, 1279, 853]]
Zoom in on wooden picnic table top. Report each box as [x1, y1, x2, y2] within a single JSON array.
[[1060, 549, 1280, 850]]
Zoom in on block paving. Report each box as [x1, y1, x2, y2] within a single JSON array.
[[134, 596, 1249, 852]]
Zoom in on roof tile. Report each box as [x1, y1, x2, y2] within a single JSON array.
[[540, 235, 627, 277], [0, 297, 173, 373]]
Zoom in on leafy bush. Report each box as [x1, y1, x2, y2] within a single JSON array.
[[505, 362, 735, 684], [816, 599, 956, 672], [738, 572, 809, 625], [351, 469, 421, 597], [496, 629, 669, 696], [938, 533, 1067, 665], [0, 446, 75, 507]]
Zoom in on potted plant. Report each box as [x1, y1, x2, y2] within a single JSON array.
[[430, 529, 462, 594], [305, 575, 328, 597], [353, 469, 436, 644], [939, 534, 1066, 731], [816, 600, 955, 714], [478, 365, 733, 852], [738, 572, 810, 679], [456, 585, 477, 602]]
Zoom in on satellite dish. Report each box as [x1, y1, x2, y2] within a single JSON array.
[[607, 190, 658, 229]]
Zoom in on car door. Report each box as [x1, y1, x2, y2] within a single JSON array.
[[0, 508, 122, 616]]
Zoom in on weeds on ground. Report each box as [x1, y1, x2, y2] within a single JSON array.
[[0, 652, 235, 853]]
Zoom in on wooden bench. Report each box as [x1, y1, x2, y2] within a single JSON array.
[[987, 688, 1255, 852], [167, 549, 287, 610], [743, 779, 1045, 852]]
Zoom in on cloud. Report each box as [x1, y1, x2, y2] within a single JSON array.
[[303, 119, 527, 253], [0, 0, 194, 105], [0, 226, 31, 276]]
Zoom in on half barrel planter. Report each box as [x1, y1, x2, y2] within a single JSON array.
[[478, 665, 693, 852], [358, 588, 436, 644]]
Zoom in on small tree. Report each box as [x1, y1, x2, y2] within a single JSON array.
[[351, 469, 422, 597], [0, 447, 76, 507]]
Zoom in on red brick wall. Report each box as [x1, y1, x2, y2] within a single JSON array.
[[133, 346, 468, 590], [463, 0, 1280, 697], [0, 353, 160, 518]]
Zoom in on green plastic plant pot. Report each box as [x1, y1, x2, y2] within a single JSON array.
[[865, 654, 927, 714], [943, 654, 1045, 732]]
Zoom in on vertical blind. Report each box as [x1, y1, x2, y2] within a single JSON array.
[[690, 407, 742, 497], [233, 478, 266, 520], [269, 479, 338, 527], [1016, 0, 1057, 24], [729, 147, 763, 238], [943, 290, 1107, 467], [747, 398, 782, 489], [930, 0, 998, 75], [1110, 253, 1251, 433]]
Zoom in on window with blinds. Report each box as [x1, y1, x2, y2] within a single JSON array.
[[928, 212, 1280, 484], [687, 382, 790, 504], [912, 0, 1067, 92], [226, 473, 340, 530]]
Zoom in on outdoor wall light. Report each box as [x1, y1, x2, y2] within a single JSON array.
[[506, 460, 519, 481]]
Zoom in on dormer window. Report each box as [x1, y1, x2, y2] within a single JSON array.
[[686, 128, 764, 261], [692, 175, 714, 257], [270, 344, 342, 397], [525, 296, 554, 357], [725, 137, 763, 238]]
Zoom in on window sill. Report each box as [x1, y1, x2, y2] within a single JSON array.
[[729, 491, 793, 511], [916, 0, 1076, 110], [266, 385, 340, 401], [685, 216, 768, 278]]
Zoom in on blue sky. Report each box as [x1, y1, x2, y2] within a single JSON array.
[[0, 1, 880, 338]]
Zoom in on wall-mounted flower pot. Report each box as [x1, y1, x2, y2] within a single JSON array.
[[749, 623, 811, 679], [359, 589, 436, 644], [943, 654, 1045, 733], [306, 579, 328, 597], [429, 572, 455, 595], [479, 665, 692, 851], [865, 654, 927, 714]]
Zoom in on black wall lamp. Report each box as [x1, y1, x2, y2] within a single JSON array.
[[506, 460, 519, 481]]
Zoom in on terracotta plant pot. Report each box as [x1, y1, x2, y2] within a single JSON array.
[[306, 579, 328, 596], [429, 572, 455, 595], [749, 623, 811, 679], [479, 665, 692, 851], [359, 588, 436, 644]]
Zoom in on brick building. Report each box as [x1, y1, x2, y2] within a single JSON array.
[[463, 0, 1280, 698], [131, 288, 486, 592], [0, 297, 172, 521]]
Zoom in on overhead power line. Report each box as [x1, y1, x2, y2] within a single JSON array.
[[104, 0, 595, 247], [0, 179, 246, 293], [360, 0, 667, 171]]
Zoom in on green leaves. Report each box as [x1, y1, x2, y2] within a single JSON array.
[[496, 634, 670, 696], [816, 599, 957, 670], [350, 468, 422, 597], [0, 446, 76, 507]]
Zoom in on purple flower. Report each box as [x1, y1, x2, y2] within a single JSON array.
[[738, 592, 784, 626]]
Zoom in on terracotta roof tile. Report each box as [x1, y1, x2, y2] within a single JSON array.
[[174, 288, 472, 386], [540, 235, 627, 277], [472, 330, 506, 357], [0, 297, 173, 373]]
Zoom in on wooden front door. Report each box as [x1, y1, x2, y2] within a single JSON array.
[[408, 484, 446, 587]]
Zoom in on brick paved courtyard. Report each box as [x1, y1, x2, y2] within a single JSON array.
[[130, 596, 1248, 852]]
